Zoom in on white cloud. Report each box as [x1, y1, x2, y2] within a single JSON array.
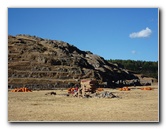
[[131, 50, 136, 54], [129, 27, 152, 38]]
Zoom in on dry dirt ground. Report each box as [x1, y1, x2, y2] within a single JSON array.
[[8, 84, 159, 122]]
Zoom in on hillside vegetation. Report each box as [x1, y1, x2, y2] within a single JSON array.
[[108, 59, 158, 80]]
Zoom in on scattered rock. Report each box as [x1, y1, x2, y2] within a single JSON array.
[[45, 92, 56, 95]]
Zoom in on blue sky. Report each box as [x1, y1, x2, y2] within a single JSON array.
[[8, 8, 158, 61]]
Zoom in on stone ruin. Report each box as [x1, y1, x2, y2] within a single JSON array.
[[8, 34, 140, 90], [69, 78, 118, 98]]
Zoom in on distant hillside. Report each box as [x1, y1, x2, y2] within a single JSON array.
[[108, 59, 158, 80], [8, 34, 140, 90]]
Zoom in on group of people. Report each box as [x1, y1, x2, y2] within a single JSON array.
[[68, 85, 90, 98], [68, 86, 78, 94]]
